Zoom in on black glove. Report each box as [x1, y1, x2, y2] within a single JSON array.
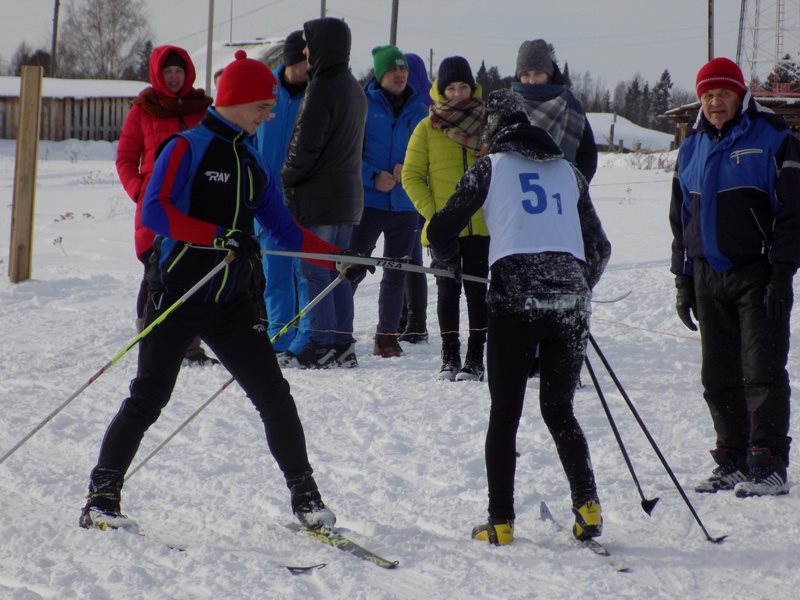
[[764, 264, 795, 321], [213, 229, 261, 259], [336, 249, 376, 285], [431, 243, 461, 286], [675, 275, 698, 331]]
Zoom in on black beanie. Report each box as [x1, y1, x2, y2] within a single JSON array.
[[162, 51, 186, 70], [481, 88, 530, 145], [283, 30, 306, 66], [437, 56, 476, 94]]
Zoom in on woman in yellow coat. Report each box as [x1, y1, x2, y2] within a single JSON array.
[[402, 56, 488, 381]]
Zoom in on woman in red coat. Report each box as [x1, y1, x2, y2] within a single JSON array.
[[116, 45, 214, 364]]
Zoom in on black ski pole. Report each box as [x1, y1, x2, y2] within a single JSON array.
[[126, 270, 350, 479], [0, 253, 235, 467], [585, 355, 659, 515], [588, 334, 727, 543]]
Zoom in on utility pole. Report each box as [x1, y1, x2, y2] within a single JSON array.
[[206, 0, 215, 94], [50, 0, 60, 77], [429, 48, 434, 80], [321, 0, 326, 17], [708, 0, 714, 60], [390, 0, 399, 44]]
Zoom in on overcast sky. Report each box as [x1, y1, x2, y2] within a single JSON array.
[[0, 0, 760, 92]]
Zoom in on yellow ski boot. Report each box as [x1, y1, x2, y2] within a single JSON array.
[[572, 500, 602, 540], [471, 519, 514, 546]]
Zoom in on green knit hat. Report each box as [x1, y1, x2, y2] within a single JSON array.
[[372, 45, 408, 81]]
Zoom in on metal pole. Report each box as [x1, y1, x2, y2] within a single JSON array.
[[50, 0, 60, 77], [206, 0, 215, 94], [0, 255, 234, 467], [708, 0, 715, 60], [390, 0, 399, 44]]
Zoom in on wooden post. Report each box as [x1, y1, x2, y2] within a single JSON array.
[[9, 66, 43, 283]]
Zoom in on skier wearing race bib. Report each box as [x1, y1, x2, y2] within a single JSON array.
[[427, 88, 611, 546]]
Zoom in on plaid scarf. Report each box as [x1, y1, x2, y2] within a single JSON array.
[[514, 85, 585, 163], [429, 97, 485, 155]]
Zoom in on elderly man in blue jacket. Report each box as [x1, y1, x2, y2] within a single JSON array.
[[670, 57, 800, 498]]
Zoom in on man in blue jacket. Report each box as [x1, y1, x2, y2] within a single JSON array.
[[670, 57, 800, 497], [351, 45, 427, 358], [79, 51, 348, 533], [255, 30, 313, 367]]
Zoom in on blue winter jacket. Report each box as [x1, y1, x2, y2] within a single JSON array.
[[670, 92, 800, 275], [255, 65, 306, 239], [361, 80, 427, 212]]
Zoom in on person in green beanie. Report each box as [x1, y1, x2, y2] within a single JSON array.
[[350, 44, 428, 358]]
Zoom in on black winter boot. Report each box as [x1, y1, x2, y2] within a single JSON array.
[[288, 472, 336, 529], [695, 448, 749, 493], [456, 337, 485, 382], [79, 467, 136, 531], [438, 340, 461, 381]]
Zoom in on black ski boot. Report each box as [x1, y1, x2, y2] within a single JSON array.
[[79, 467, 136, 531], [437, 339, 461, 381], [456, 337, 485, 382], [288, 472, 336, 530]]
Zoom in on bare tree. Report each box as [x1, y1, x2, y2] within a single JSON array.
[[58, 0, 152, 78]]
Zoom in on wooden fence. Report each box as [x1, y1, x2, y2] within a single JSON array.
[[0, 96, 135, 141]]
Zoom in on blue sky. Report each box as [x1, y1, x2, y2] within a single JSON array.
[[1, 1, 750, 91]]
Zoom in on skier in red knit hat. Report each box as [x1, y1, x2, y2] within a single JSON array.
[[79, 50, 368, 532]]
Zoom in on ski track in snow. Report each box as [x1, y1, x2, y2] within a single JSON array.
[[1, 144, 799, 599]]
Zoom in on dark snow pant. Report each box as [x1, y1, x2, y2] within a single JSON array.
[[94, 291, 313, 482], [400, 218, 428, 332], [349, 207, 419, 334], [436, 235, 489, 346], [485, 311, 597, 520], [694, 258, 792, 465]]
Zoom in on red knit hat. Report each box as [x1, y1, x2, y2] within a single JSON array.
[[696, 57, 746, 98], [216, 50, 278, 106]]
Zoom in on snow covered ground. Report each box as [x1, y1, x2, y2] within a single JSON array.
[[1, 140, 799, 599]]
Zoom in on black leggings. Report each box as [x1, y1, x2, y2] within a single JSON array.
[[436, 235, 489, 345], [94, 292, 313, 482], [485, 311, 596, 519]]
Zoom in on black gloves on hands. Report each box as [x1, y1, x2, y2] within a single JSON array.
[[336, 249, 376, 285], [213, 229, 261, 259], [675, 275, 698, 331], [431, 243, 462, 286], [764, 264, 795, 321]]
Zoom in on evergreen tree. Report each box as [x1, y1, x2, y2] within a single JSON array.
[[476, 60, 489, 92], [623, 74, 643, 123], [763, 54, 800, 94], [650, 69, 674, 132], [640, 81, 651, 127], [562, 61, 571, 87], [10, 42, 52, 76], [121, 40, 153, 82]]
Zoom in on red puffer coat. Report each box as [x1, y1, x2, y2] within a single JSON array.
[[116, 45, 212, 259]]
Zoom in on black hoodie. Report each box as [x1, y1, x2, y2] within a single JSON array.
[[281, 18, 367, 226]]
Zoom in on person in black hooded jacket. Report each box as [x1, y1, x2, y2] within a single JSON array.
[[427, 89, 611, 547], [281, 17, 368, 369]]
